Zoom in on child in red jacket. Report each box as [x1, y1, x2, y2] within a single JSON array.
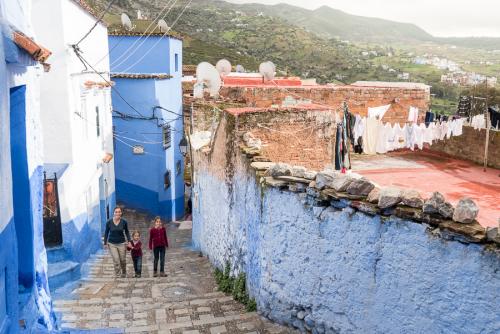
[[149, 216, 169, 277], [127, 231, 143, 278]]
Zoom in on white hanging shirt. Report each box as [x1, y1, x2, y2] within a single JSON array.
[[353, 115, 366, 143], [408, 106, 419, 123], [368, 105, 391, 120]]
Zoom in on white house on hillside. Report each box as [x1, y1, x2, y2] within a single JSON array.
[[31, 0, 115, 288]]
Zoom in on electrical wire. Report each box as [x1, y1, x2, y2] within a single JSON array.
[[119, 0, 192, 73], [75, 0, 117, 46], [109, 0, 179, 68], [72, 45, 147, 118], [113, 136, 165, 158], [113, 133, 163, 145]]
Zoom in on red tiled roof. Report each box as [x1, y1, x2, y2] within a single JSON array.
[[108, 31, 183, 41], [110, 73, 173, 80], [71, 0, 106, 25], [13, 31, 52, 63]]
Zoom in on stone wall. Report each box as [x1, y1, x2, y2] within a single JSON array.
[[430, 126, 500, 169], [191, 112, 500, 334], [220, 85, 430, 125]]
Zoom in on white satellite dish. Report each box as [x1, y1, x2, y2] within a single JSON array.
[[121, 13, 133, 31], [235, 64, 245, 73], [259, 61, 275, 81], [216, 59, 232, 76], [196, 62, 222, 98], [158, 19, 169, 32]]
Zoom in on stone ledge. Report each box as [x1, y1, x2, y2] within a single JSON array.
[[242, 144, 498, 248]]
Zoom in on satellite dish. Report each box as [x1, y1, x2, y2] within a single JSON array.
[[216, 59, 232, 76], [196, 62, 222, 98], [158, 19, 169, 32], [121, 13, 133, 31], [259, 61, 275, 81], [235, 64, 245, 73]]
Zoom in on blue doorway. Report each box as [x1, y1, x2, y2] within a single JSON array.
[[9, 85, 35, 290]]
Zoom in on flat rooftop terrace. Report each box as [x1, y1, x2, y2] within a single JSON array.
[[352, 150, 500, 228]]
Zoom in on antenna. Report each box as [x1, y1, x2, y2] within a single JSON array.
[[196, 62, 222, 98], [158, 19, 169, 33], [235, 64, 245, 73], [259, 61, 275, 81], [216, 59, 232, 76], [121, 13, 133, 31]]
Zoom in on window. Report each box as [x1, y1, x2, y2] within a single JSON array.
[[176, 160, 182, 176], [162, 125, 171, 149], [164, 170, 171, 189], [95, 106, 100, 137], [175, 53, 179, 72]]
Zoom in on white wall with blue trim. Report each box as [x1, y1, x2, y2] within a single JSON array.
[[109, 35, 184, 221], [0, 0, 55, 331], [31, 0, 117, 289]]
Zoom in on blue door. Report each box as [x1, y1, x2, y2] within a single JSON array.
[[9, 85, 35, 290]]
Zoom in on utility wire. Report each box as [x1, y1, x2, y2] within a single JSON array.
[[72, 45, 147, 118], [120, 0, 192, 73], [75, 0, 117, 46], [109, 0, 178, 68]]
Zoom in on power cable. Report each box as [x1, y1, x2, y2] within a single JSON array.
[[109, 0, 178, 68], [71, 45, 147, 118], [75, 0, 117, 46], [120, 0, 192, 73]]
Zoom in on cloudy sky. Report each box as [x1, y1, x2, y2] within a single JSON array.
[[227, 0, 500, 37]]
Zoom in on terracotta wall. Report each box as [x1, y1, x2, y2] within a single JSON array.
[[430, 126, 500, 169], [220, 85, 430, 125]]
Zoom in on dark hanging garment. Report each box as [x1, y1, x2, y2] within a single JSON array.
[[425, 111, 435, 127], [488, 107, 500, 129], [335, 124, 343, 171], [354, 137, 363, 154]]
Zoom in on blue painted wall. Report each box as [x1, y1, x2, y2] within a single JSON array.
[[192, 165, 500, 334], [0, 220, 19, 334], [109, 35, 184, 221], [9, 85, 36, 290], [108, 36, 170, 73]]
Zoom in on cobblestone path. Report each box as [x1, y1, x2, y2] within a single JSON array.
[[52, 209, 294, 334]]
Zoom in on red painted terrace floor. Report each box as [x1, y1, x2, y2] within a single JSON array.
[[351, 150, 500, 228]]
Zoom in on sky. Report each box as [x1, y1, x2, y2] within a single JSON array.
[[227, 0, 500, 37]]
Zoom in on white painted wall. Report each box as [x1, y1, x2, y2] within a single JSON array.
[[31, 0, 115, 229]]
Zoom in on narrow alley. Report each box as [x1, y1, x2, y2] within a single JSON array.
[[52, 209, 293, 334]]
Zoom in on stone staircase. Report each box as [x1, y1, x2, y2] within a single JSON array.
[[47, 246, 81, 291]]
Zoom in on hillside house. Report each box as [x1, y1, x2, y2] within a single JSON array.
[[109, 32, 185, 220]]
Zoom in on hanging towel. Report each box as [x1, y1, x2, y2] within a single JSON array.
[[363, 117, 379, 155]]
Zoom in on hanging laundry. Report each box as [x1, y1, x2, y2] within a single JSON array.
[[368, 105, 391, 120], [424, 111, 435, 127], [488, 107, 500, 129], [405, 123, 417, 151], [375, 122, 390, 154], [408, 106, 419, 123], [393, 123, 406, 149], [353, 115, 366, 143], [471, 114, 485, 130], [363, 117, 380, 155]]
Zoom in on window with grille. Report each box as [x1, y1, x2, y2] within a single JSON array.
[[162, 125, 171, 149]]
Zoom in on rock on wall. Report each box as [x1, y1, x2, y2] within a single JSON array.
[[430, 126, 500, 169], [192, 124, 500, 334]]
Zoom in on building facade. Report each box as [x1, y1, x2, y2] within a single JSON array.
[[31, 0, 116, 289], [0, 0, 55, 331], [109, 33, 184, 221]]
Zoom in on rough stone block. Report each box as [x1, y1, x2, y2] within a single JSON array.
[[453, 198, 479, 224], [378, 187, 403, 209]]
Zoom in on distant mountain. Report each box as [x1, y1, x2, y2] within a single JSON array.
[[233, 3, 433, 44], [94, 0, 399, 83]]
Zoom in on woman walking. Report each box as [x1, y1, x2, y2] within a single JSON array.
[[148, 216, 169, 277], [104, 207, 132, 278]]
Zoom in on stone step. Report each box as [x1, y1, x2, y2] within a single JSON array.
[[49, 260, 81, 291], [47, 246, 70, 264]]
